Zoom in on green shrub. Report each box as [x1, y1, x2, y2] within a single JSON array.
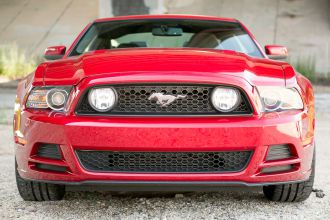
[[291, 56, 316, 82], [0, 44, 37, 79]]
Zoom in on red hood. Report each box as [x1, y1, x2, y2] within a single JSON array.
[[35, 48, 289, 86]]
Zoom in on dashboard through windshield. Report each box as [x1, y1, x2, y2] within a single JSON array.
[[69, 19, 263, 58]]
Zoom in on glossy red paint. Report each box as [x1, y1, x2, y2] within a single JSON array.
[[41, 48, 286, 86], [265, 45, 288, 57], [93, 14, 238, 24], [14, 15, 315, 187], [15, 109, 314, 183], [44, 46, 66, 57], [44, 46, 67, 61]]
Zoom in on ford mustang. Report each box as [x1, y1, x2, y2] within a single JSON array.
[[14, 15, 315, 202]]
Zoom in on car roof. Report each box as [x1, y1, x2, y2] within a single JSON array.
[[94, 14, 239, 23]]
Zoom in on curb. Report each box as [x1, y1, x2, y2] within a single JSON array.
[[0, 80, 19, 89], [314, 85, 330, 93]]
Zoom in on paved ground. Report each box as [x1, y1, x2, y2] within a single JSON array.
[[0, 88, 329, 219]]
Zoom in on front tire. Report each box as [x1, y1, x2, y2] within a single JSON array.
[[263, 151, 315, 202], [15, 161, 65, 201]]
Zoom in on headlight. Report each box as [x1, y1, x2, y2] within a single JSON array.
[[88, 87, 117, 112], [26, 86, 71, 111], [211, 86, 241, 112], [257, 86, 303, 112]]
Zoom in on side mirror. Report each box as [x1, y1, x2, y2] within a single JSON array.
[[44, 46, 66, 60], [265, 45, 288, 60]]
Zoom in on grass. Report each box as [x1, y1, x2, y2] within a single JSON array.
[[291, 56, 330, 85], [0, 44, 37, 80], [291, 55, 316, 82]]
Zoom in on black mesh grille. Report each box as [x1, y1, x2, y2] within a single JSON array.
[[76, 150, 253, 173], [75, 84, 252, 115]]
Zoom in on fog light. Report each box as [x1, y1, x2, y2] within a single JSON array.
[[211, 86, 241, 112], [88, 87, 117, 112]]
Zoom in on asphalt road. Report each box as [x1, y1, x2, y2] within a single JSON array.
[[0, 88, 329, 219]]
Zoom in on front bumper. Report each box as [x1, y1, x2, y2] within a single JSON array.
[[15, 109, 314, 185]]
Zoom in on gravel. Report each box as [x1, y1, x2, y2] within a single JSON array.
[[0, 89, 329, 219]]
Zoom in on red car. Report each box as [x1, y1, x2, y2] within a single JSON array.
[[14, 15, 315, 202]]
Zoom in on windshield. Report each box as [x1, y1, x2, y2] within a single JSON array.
[[69, 19, 263, 58]]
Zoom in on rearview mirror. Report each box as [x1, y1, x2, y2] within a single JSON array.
[[152, 26, 183, 36], [265, 45, 288, 60], [44, 46, 66, 60]]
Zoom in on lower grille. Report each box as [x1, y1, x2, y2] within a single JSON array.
[[76, 150, 253, 173]]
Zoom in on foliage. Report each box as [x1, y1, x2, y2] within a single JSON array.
[[0, 44, 37, 79], [291, 56, 316, 82]]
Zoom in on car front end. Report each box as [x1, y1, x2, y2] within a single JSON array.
[[14, 15, 315, 202]]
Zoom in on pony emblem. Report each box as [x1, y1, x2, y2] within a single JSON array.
[[148, 92, 187, 107]]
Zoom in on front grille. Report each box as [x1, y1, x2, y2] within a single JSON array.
[[76, 150, 253, 173], [75, 84, 252, 115]]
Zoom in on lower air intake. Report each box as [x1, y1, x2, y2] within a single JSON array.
[[35, 163, 67, 173], [76, 150, 253, 173], [37, 143, 62, 160], [266, 144, 292, 161]]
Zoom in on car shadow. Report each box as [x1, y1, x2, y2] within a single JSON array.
[[63, 186, 265, 201]]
